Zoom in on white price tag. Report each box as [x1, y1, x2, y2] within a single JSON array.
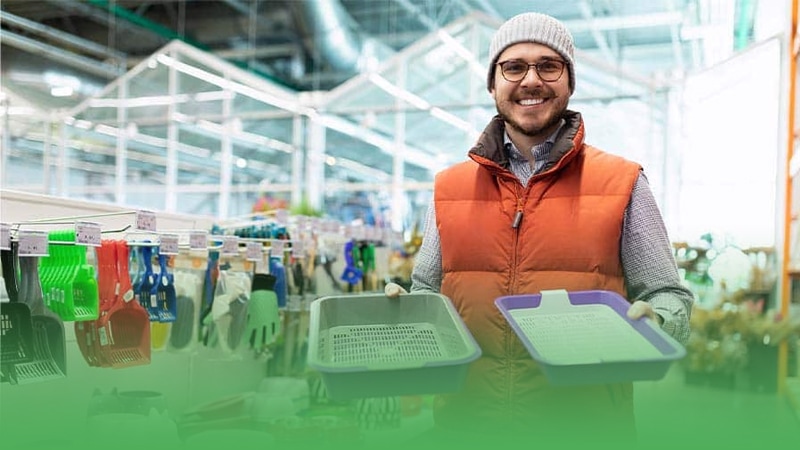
[[221, 236, 239, 256], [159, 233, 180, 255], [189, 231, 208, 251], [18, 231, 49, 257], [296, 216, 308, 232], [309, 217, 321, 233], [354, 226, 366, 241], [135, 210, 157, 231], [0, 223, 10, 250], [245, 242, 263, 261], [291, 239, 305, 258], [275, 209, 289, 226], [75, 221, 102, 247], [271, 239, 285, 257]]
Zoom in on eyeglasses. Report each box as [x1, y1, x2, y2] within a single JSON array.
[[496, 59, 566, 83]]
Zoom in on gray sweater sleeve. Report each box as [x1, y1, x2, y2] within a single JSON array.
[[410, 201, 442, 294], [622, 172, 694, 344]]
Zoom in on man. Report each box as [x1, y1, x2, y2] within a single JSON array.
[[385, 11, 693, 447]]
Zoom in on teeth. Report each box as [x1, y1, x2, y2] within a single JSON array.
[[518, 98, 544, 106]]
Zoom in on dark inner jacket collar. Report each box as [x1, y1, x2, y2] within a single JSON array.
[[469, 110, 584, 172]]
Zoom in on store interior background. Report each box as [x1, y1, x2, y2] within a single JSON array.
[[1, 0, 799, 447]]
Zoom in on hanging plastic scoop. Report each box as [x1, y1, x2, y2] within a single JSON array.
[[244, 273, 281, 353], [168, 269, 200, 352], [199, 252, 220, 348], [225, 272, 251, 352], [42, 230, 99, 321], [15, 254, 66, 383], [98, 240, 151, 368], [0, 245, 35, 384], [156, 252, 177, 323], [135, 246, 160, 322], [339, 240, 363, 287], [75, 240, 116, 367]]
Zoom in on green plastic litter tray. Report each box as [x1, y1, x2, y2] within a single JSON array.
[[307, 293, 481, 400], [495, 290, 685, 386]]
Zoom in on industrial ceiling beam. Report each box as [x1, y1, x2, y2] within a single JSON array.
[[1, 30, 123, 79], [565, 11, 684, 33], [579, 1, 616, 64], [0, 11, 127, 63]]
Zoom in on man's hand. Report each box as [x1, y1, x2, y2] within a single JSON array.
[[384, 282, 408, 298], [626, 300, 664, 326]]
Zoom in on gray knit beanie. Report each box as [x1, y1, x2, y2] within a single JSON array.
[[487, 12, 575, 93]]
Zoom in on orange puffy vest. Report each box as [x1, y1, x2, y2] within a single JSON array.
[[432, 113, 642, 440]]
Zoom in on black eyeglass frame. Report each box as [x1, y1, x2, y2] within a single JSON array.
[[495, 59, 567, 83]]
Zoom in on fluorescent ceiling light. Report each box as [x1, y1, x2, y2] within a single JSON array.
[[94, 124, 121, 137], [73, 119, 93, 129], [156, 53, 309, 115], [436, 30, 484, 77], [50, 86, 74, 97], [90, 95, 190, 108], [429, 107, 473, 133], [368, 73, 430, 110]]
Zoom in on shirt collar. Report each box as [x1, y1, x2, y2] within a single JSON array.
[[504, 119, 565, 161]]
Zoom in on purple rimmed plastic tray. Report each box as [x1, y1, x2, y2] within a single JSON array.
[[495, 290, 685, 386]]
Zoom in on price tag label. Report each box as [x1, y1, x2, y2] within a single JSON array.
[[354, 226, 366, 241], [159, 233, 180, 255], [75, 221, 102, 247], [18, 231, 49, 257], [245, 242, 263, 261], [296, 216, 308, 232], [271, 239, 284, 257], [291, 239, 305, 258], [189, 231, 208, 251], [221, 236, 239, 256], [0, 223, 10, 250], [275, 209, 289, 226], [309, 217, 321, 233], [135, 210, 157, 231]]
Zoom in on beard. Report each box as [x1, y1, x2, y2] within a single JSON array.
[[496, 92, 568, 139]]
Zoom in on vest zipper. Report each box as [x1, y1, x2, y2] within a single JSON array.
[[511, 199, 523, 229], [506, 183, 525, 411]]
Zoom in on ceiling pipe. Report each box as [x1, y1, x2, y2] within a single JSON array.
[[1, 31, 122, 79], [289, 0, 390, 75], [45, 0, 164, 45], [0, 11, 127, 63], [84, 0, 295, 88]]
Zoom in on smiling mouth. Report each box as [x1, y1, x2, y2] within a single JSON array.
[[517, 98, 545, 106]]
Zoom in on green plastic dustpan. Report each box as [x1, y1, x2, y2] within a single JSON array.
[[1, 245, 36, 384]]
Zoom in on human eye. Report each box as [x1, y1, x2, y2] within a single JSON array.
[[501, 61, 528, 75], [537, 61, 562, 74]]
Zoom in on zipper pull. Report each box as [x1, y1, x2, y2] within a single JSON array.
[[512, 210, 523, 228], [512, 190, 524, 228]]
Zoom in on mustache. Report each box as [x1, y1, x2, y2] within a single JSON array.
[[514, 88, 554, 99]]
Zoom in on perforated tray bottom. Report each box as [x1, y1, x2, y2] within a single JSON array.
[[510, 305, 663, 365], [321, 323, 445, 366]]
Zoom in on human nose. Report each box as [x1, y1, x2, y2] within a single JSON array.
[[519, 64, 544, 86]]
